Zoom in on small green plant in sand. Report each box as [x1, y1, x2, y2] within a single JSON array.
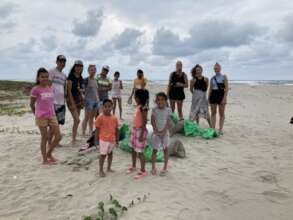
[[0, 104, 29, 116], [83, 193, 150, 220]]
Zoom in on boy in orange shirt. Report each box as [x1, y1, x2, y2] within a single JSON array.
[[95, 99, 119, 177]]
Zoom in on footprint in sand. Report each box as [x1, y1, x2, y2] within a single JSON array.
[[202, 190, 235, 206], [262, 190, 290, 203], [254, 170, 278, 184]]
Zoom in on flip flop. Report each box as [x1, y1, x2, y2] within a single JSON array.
[[134, 171, 147, 180], [126, 167, 136, 175], [48, 158, 58, 163]]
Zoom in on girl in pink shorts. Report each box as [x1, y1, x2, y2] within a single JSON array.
[[127, 89, 149, 180]]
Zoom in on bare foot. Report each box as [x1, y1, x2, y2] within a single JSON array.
[[160, 169, 168, 177], [99, 171, 106, 177], [107, 169, 115, 173], [151, 169, 157, 175], [47, 155, 58, 162]]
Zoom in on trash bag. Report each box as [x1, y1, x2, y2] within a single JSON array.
[[202, 128, 218, 139], [170, 112, 179, 125], [118, 123, 164, 162], [119, 123, 130, 141], [183, 120, 218, 139], [144, 144, 164, 162]]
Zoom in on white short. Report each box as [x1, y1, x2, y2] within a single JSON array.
[[151, 132, 170, 150]]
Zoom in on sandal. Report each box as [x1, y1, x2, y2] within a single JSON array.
[[43, 160, 57, 165], [134, 171, 147, 180]]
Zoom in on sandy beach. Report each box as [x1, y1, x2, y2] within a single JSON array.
[[0, 84, 293, 220]]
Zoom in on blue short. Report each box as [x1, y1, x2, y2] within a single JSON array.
[[85, 100, 99, 111]]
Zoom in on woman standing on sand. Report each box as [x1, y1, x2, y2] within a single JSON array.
[[208, 63, 229, 135], [67, 60, 85, 144], [189, 64, 211, 126], [167, 61, 188, 120]]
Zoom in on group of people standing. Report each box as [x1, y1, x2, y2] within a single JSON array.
[[167, 61, 228, 135], [29, 54, 228, 178]]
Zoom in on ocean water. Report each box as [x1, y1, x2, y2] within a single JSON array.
[[123, 80, 293, 86]]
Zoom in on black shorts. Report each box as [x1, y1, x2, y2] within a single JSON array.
[[54, 104, 66, 125], [209, 90, 224, 105], [169, 88, 185, 101]]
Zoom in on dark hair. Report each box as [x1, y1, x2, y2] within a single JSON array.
[[69, 63, 84, 79], [103, 98, 113, 106], [156, 92, 168, 101], [191, 64, 203, 78], [137, 69, 143, 74], [135, 89, 149, 108], [114, 71, 120, 76], [35, 67, 48, 85]]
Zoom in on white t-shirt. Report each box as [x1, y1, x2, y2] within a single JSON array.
[[151, 107, 172, 131], [48, 68, 67, 105]]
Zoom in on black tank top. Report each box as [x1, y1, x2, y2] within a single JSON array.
[[170, 72, 185, 86], [68, 73, 84, 98], [194, 77, 207, 92]]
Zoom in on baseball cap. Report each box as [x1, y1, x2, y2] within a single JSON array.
[[74, 60, 84, 66], [102, 65, 110, 71], [56, 55, 66, 61]]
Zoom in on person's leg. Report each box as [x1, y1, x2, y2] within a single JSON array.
[[99, 154, 106, 177], [163, 148, 169, 171], [107, 151, 114, 172], [151, 149, 157, 174], [210, 104, 217, 129], [170, 100, 176, 113], [70, 108, 81, 144], [88, 109, 96, 135], [219, 104, 226, 133], [131, 149, 137, 168], [82, 110, 90, 136], [139, 152, 146, 172], [47, 124, 61, 160], [113, 98, 117, 116], [38, 126, 49, 163], [177, 101, 184, 120], [118, 98, 122, 120], [195, 116, 199, 124]]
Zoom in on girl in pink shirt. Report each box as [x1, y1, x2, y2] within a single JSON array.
[[30, 68, 61, 165], [128, 89, 149, 180]]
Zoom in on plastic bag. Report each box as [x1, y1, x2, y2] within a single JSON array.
[[170, 112, 179, 125], [183, 120, 218, 139], [119, 123, 130, 141]]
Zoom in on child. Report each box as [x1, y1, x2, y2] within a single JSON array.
[[30, 68, 61, 165], [95, 99, 119, 177], [127, 89, 149, 180], [111, 71, 123, 120], [82, 64, 99, 136], [151, 92, 172, 176]]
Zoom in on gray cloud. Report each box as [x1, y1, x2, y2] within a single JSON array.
[[280, 14, 293, 43], [153, 20, 265, 57], [0, 2, 16, 18], [72, 9, 103, 37]]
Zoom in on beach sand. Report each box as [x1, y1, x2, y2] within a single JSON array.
[[0, 84, 293, 220]]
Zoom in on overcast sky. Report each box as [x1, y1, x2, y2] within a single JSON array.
[[0, 0, 292, 81]]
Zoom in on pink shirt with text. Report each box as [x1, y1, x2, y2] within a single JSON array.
[[31, 86, 55, 118]]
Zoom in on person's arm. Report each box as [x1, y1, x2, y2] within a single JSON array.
[[208, 78, 212, 104], [151, 112, 158, 134], [141, 78, 147, 89], [183, 73, 188, 88], [95, 128, 100, 142], [120, 80, 123, 90], [67, 80, 76, 109], [167, 74, 172, 97], [221, 75, 229, 104], [190, 79, 195, 94], [115, 128, 119, 146], [30, 96, 36, 114], [205, 77, 209, 90], [139, 109, 148, 141]]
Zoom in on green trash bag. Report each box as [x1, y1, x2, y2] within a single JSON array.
[[118, 123, 164, 162], [119, 123, 130, 141], [144, 144, 164, 162], [183, 120, 203, 136], [183, 120, 218, 139], [170, 112, 179, 125]]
